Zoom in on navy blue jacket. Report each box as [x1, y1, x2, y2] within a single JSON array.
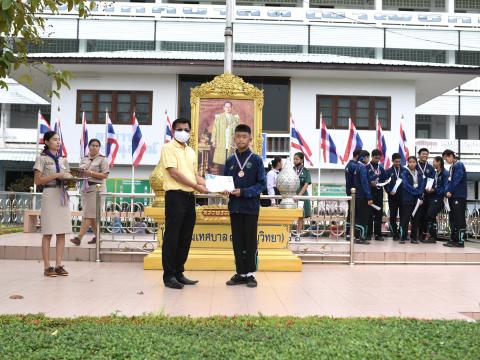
[[384, 166, 404, 197], [400, 168, 425, 205], [345, 159, 357, 196], [224, 149, 266, 215], [354, 161, 372, 200], [416, 161, 435, 180], [367, 162, 387, 197], [430, 168, 449, 199], [446, 161, 467, 199]]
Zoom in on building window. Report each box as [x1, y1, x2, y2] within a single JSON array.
[[383, 0, 445, 11], [384, 49, 446, 63], [160, 41, 224, 52], [310, 0, 374, 9], [456, 51, 480, 66], [236, 43, 302, 54], [76, 90, 152, 125], [309, 46, 376, 58], [25, 39, 78, 53], [455, 0, 480, 13], [316, 95, 391, 130], [87, 40, 155, 52], [10, 104, 51, 129]]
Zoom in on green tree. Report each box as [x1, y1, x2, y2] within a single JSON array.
[[0, 0, 95, 97]]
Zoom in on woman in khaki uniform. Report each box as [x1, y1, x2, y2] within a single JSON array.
[[33, 131, 73, 277], [71, 139, 109, 246]]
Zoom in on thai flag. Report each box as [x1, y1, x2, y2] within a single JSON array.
[[290, 116, 313, 167], [320, 115, 343, 164], [37, 110, 51, 144], [398, 119, 410, 166], [131, 112, 147, 168], [342, 118, 363, 163], [165, 110, 173, 143], [106, 112, 119, 167], [53, 118, 68, 157], [80, 112, 89, 158], [376, 117, 391, 169]]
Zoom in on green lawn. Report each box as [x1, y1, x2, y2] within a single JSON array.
[[0, 315, 479, 359]]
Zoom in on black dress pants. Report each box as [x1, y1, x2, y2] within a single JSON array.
[[230, 213, 259, 274], [387, 194, 400, 236], [355, 197, 370, 240], [400, 203, 420, 240], [425, 198, 444, 239], [162, 190, 196, 283], [449, 198, 467, 244], [367, 192, 383, 237]]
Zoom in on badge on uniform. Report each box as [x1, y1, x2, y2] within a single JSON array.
[[246, 162, 252, 169]]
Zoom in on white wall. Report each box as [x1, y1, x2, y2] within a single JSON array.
[[50, 73, 177, 169], [290, 77, 416, 170]]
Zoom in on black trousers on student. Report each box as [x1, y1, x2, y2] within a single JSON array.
[[400, 203, 420, 240], [355, 197, 370, 240], [425, 198, 444, 239], [230, 213, 259, 274], [449, 198, 467, 244], [387, 194, 400, 237], [367, 191, 383, 237], [417, 195, 431, 237], [162, 190, 196, 283]]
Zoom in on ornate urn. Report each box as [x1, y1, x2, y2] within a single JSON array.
[[276, 158, 300, 209], [149, 160, 165, 208]]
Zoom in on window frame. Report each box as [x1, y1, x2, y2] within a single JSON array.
[[76, 90, 153, 125], [316, 95, 391, 130]]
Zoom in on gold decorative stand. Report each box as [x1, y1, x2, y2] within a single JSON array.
[[143, 206, 302, 271]]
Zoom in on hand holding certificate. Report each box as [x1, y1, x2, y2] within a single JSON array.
[[425, 178, 434, 191], [392, 178, 402, 193], [411, 198, 423, 217], [205, 174, 235, 193]]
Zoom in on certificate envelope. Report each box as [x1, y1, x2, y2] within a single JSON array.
[[205, 175, 235, 193]]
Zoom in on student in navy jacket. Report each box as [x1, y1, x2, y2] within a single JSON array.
[[366, 149, 387, 241], [399, 156, 425, 244], [442, 149, 468, 248], [353, 150, 372, 244], [223, 124, 266, 287], [384, 153, 404, 240], [416, 148, 435, 240], [423, 156, 449, 243], [345, 148, 362, 239]]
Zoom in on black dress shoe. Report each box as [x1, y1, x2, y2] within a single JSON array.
[[410, 239, 419, 244], [164, 277, 184, 289], [399, 239, 406, 244], [246, 276, 257, 288], [375, 236, 384, 241], [443, 241, 454, 247], [226, 274, 247, 286], [177, 276, 199, 285]]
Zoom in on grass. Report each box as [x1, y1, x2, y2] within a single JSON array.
[[0, 315, 479, 359], [0, 226, 23, 235]]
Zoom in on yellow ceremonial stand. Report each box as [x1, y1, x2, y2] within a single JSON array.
[[143, 206, 303, 271]]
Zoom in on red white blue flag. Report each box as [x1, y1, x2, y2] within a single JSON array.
[[398, 118, 410, 166], [53, 118, 68, 157], [376, 116, 391, 169], [131, 112, 146, 168], [165, 110, 173, 143], [38, 110, 51, 145], [342, 118, 363, 163], [320, 114, 343, 165], [106, 111, 119, 167], [290, 115, 313, 167], [80, 112, 89, 158]]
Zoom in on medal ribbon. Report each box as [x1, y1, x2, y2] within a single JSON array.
[[234, 152, 253, 174]]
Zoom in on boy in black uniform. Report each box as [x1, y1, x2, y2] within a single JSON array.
[[366, 149, 387, 241], [345, 148, 362, 239], [353, 150, 373, 244], [384, 153, 404, 240], [443, 149, 468, 248], [416, 148, 435, 239], [223, 124, 266, 287]]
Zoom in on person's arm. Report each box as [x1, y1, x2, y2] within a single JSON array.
[[88, 158, 109, 180], [384, 169, 394, 193], [266, 172, 276, 196], [359, 166, 372, 201], [446, 163, 464, 197], [166, 168, 206, 192], [33, 157, 64, 185], [298, 169, 311, 196], [240, 158, 266, 198], [435, 171, 449, 197]]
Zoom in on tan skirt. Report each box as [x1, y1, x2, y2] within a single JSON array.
[[82, 184, 104, 218], [41, 187, 72, 235]]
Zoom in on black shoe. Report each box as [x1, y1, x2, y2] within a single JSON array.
[[226, 274, 247, 286], [246, 276, 257, 288], [164, 277, 184, 289], [410, 239, 419, 244], [421, 239, 436, 244], [447, 242, 465, 248], [176, 275, 199, 285], [392, 235, 399, 241], [399, 239, 406, 244], [443, 241, 454, 247], [375, 236, 384, 241], [354, 239, 369, 244]]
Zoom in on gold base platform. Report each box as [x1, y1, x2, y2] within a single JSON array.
[[144, 248, 302, 272]]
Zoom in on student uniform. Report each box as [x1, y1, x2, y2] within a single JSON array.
[[366, 162, 386, 239], [416, 161, 435, 238], [353, 160, 372, 241], [78, 154, 109, 218], [384, 165, 404, 239], [344, 159, 357, 237], [424, 168, 449, 240], [399, 168, 425, 241], [445, 160, 468, 246]]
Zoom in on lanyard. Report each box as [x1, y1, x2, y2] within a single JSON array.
[[418, 162, 427, 178], [369, 163, 380, 176], [408, 168, 418, 187], [234, 152, 253, 178], [295, 165, 303, 176], [393, 166, 400, 179]]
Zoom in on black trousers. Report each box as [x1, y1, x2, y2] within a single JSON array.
[[162, 190, 196, 283], [417, 195, 431, 236], [367, 192, 383, 237], [355, 197, 370, 240], [346, 200, 351, 237], [400, 203, 420, 240], [387, 194, 400, 236], [230, 213, 259, 274], [449, 198, 467, 244], [425, 198, 444, 239]]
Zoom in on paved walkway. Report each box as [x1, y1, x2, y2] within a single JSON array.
[[1, 260, 479, 320]]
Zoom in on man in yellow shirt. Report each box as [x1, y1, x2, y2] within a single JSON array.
[[160, 118, 207, 289]]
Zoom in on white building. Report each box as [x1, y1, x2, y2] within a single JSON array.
[[2, 0, 480, 197]]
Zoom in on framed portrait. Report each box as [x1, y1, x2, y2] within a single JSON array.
[[190, 73, 264, 176]]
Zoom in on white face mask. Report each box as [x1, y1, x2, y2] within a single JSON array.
[[174, 130, 190, 143]]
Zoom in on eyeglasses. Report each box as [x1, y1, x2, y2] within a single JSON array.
[[175, 129, 190, 133]]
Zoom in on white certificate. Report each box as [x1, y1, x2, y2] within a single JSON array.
[[370, 204, 381, 211], [425, 178, 434, 191], [444, 198, 450, 212], [376, 177, 391, 187], [411, 198, 423, 217], [205, 174, 235, 193], [392, 178, 402, 193]]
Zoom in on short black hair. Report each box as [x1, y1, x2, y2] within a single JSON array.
[[371, 149, 382, 157], [442, 149, 455, 158], [391, 153, 401, 161], [88, 138, 101, 147], [407, 156, 417, 163], [235, 124, 251, 134], [418, 148, 429, 155], [172, 118, 191, 130], [360, 150, 370, 158], [224, 101, 233, 107], [352, 148, 362, 158]]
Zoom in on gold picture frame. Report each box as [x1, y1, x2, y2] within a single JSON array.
[[190, 73, 264, 176]]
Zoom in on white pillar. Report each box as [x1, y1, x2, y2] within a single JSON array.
[[446, 115, 456, 140], [303, 0, 310, 8], [446, 50, 455, 64], [0, 103, 7, 147], [375, 0, 382, 11], [447, 0, 455, 13], [79, 39, 87, 53], [375, 48, 383, 60]]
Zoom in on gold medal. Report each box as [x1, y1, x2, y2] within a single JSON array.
[[238, 171, 245, 177]]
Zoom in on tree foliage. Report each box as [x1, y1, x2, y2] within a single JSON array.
[[0, 0, 95, 97]]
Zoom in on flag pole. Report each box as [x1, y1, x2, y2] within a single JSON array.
[[318, 113, 322, 196], [33, 110, 41, 205], [105, 108, 108, 157]]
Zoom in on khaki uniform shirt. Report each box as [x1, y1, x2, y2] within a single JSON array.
[[79, 154, 109, 184], [160, 140, 197, 192], [33, 154, 70, 185]]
